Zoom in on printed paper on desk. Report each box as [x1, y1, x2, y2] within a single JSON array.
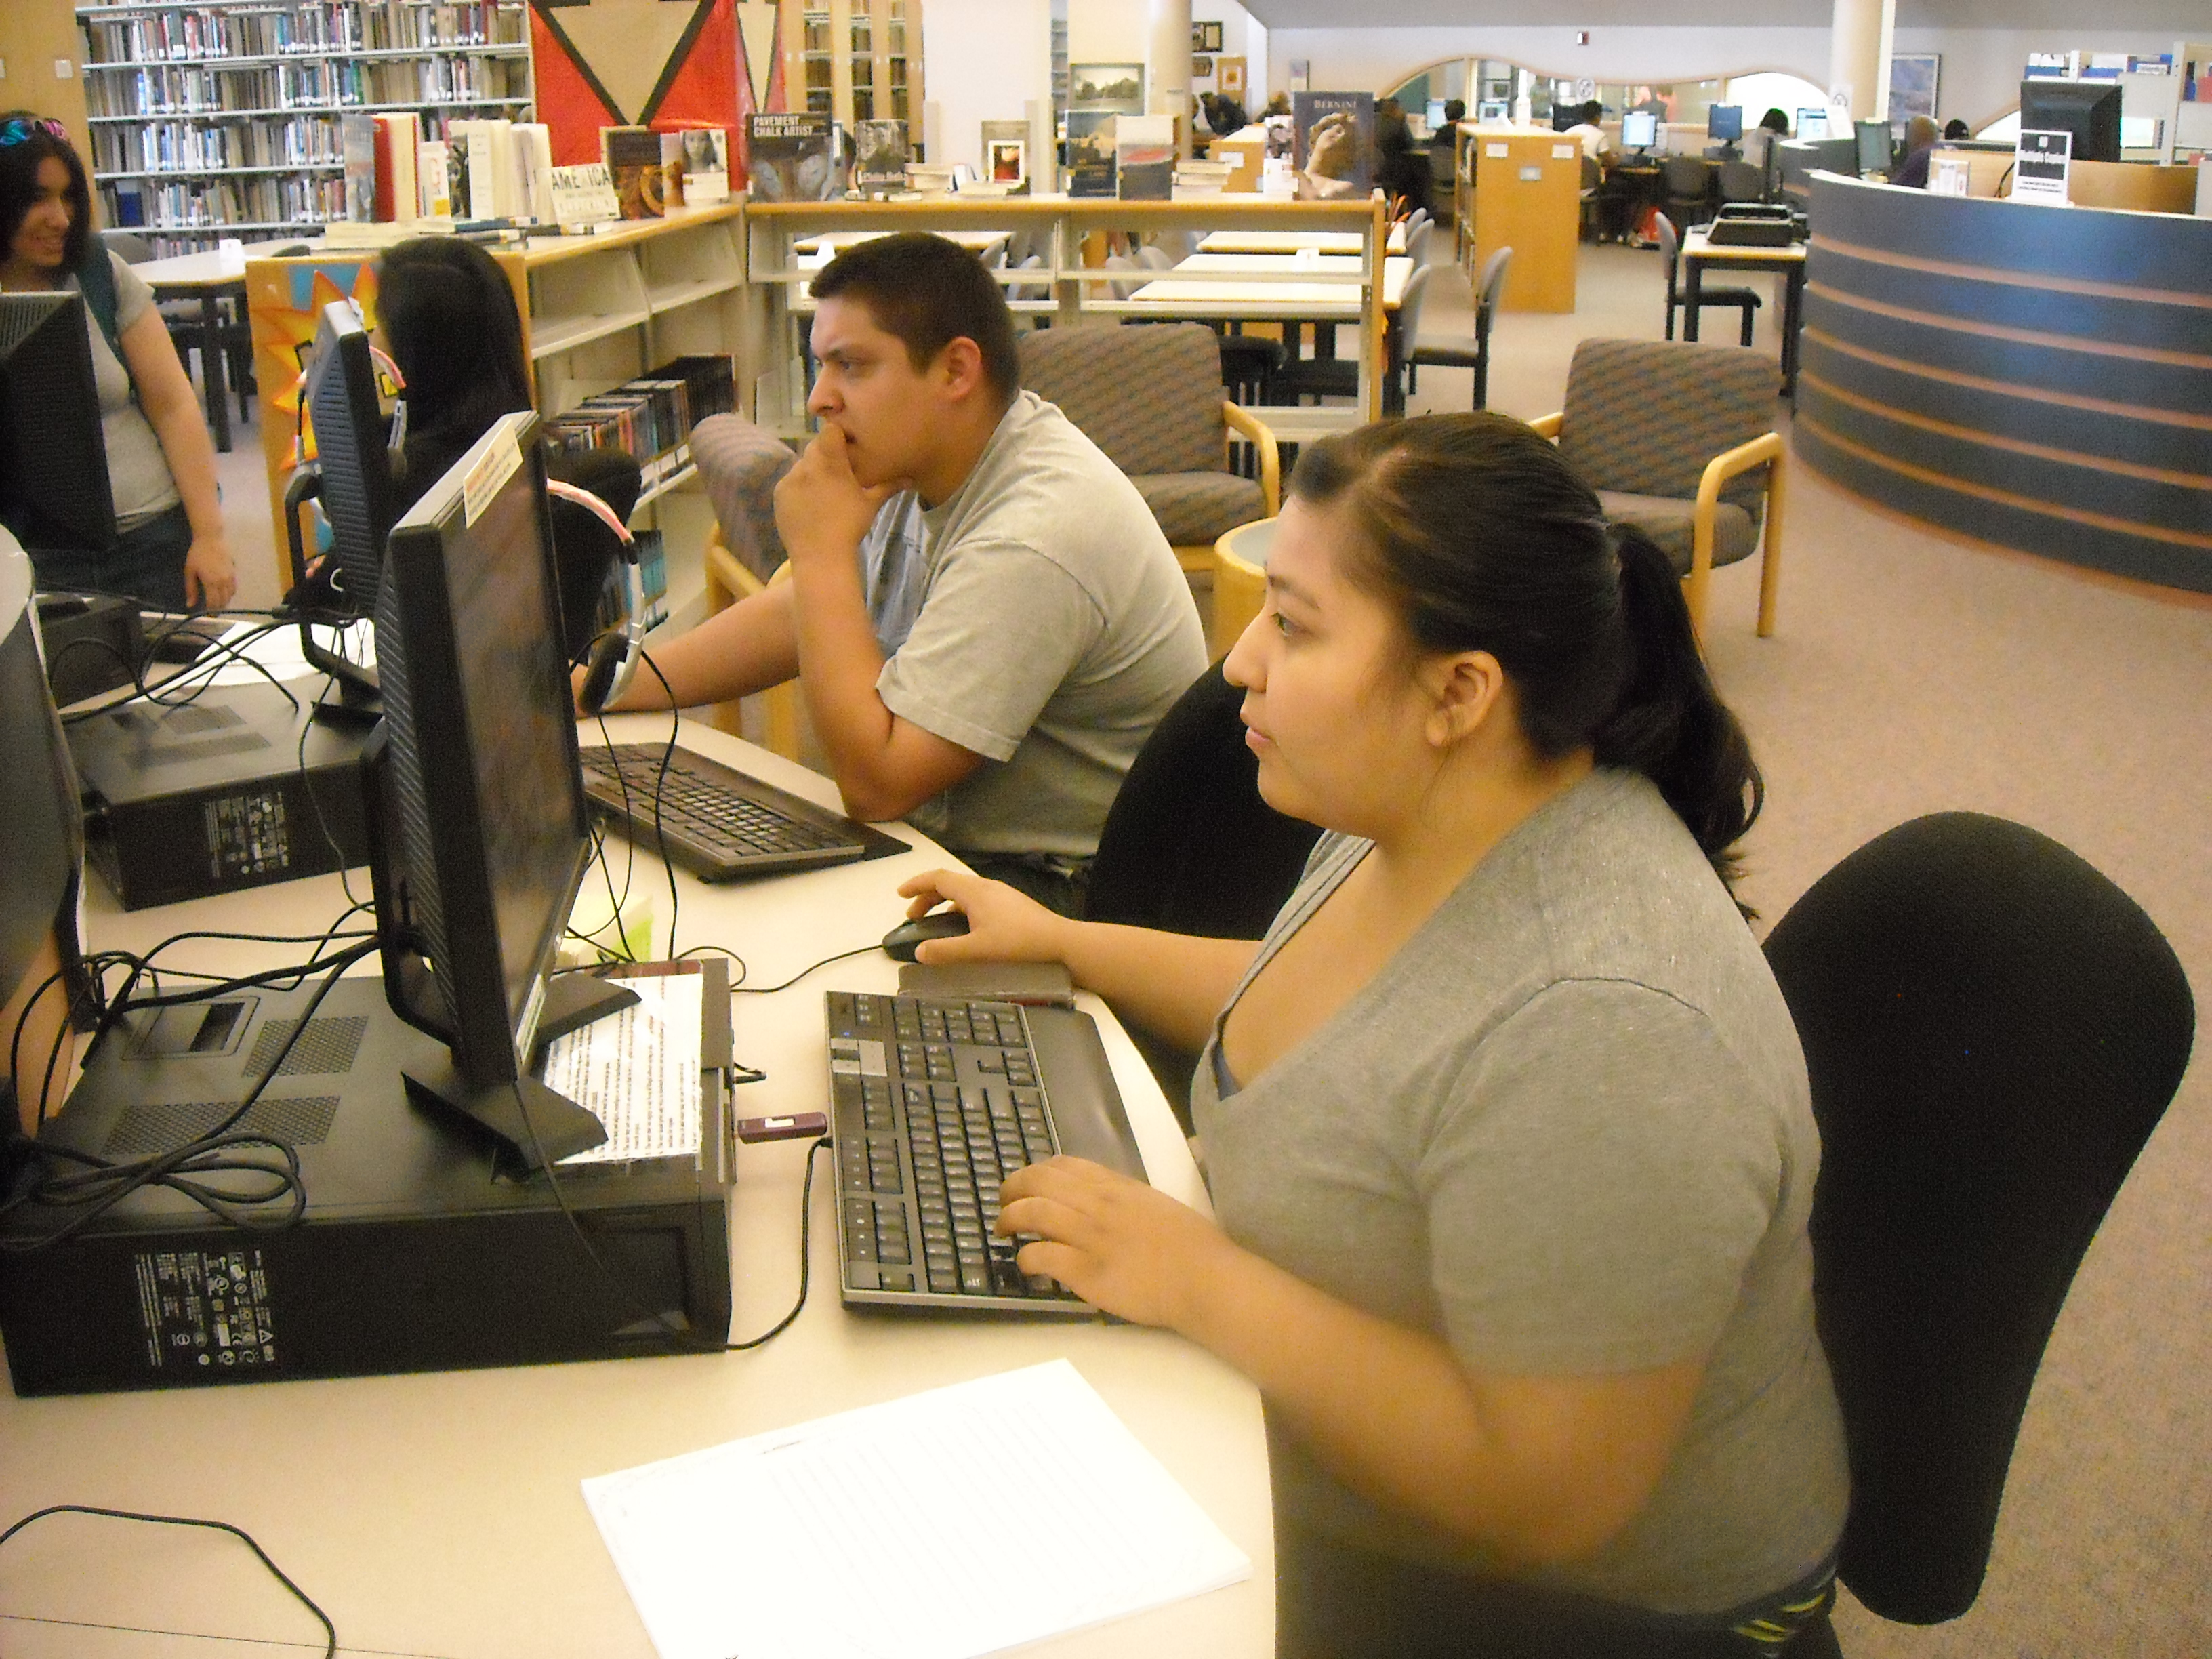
[[545, 968, 704, 1164], [582, 1359, 1251, 1659]]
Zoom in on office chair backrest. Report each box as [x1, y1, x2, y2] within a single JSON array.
[[1763, 813, 2192, 1626], [1475, 244, 1513, 321], [1404, 219, 1433, 266], [99, 229, 157, 265], [1394, 262, 1434, 339], [1654, 211, 1682, 293], [1134, 245, 1175, 271], [1084, 660, 1322, 939], [687, 413, 797, 585], [1557, 336, 1775, 518], [1019, 322, 1227, 477]]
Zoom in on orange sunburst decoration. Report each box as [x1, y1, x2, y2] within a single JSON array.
[[254, 260, 385, 468]]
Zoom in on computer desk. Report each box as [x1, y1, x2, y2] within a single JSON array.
[[0, 715, 1272, 1657]]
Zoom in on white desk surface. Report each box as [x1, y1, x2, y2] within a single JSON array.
[[1197, 226, 1407, 255], [1678, 227, 1809, 267], [129, 249, 253, 288], [0, 716, 1271, 1658], [1124, 253, 1411, 314]]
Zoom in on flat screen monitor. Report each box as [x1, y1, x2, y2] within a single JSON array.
[[1425, 98, 1448, 130], [1477, 100, 1509, 123], [1708, 104, 1744, 142], [2019, 79, 2121, 163], [0, 538, 81, 1021], [0, 294, 117, 565], [1797, 108, 1828, 140], [1621, 110, 1658, 150], [1856, 118, 1895, 174], [365, 409, 632, 1167], [293, 299, 400, 713]]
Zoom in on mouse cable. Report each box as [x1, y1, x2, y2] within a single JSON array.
[[585, 653, 683, 954], [0, 1504, 334, 1658], [730, 944, 880, 996]]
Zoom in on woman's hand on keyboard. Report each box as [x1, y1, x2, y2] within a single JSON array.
[[895, 867, 1073, 966], [996, 1155, 1235, 1330]]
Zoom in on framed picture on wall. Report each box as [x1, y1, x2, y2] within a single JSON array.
[[1192, 22, 1223, 54], [1193, 56, 1214, 82], [1070, 63, 1146, 115], [1888, 54, 1940, 126], [1217, 57, 1246, 100]]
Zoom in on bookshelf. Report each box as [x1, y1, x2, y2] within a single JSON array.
[[76, 0, 534, 253], [245, 205, 746, 626], [783, 0, 920, 136]]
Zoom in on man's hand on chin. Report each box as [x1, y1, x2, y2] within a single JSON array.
[[775, 424, 897, 571]]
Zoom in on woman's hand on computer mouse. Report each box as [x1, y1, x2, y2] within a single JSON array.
[[895, 867, 1070, 966]]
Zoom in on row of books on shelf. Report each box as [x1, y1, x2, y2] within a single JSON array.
[[333, 112, 554, 226], [1066, 114, 1181, 200], [91, 114, 345, 173], [600, 127, 732, 219], [105, 173, 348, 230], [83, 55, 525, 119], [80, 2, 523, 64], [541, 358, 738, 494]]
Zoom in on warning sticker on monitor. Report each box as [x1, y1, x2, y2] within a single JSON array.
[[134, 1246, 277, 1374], [463, 426, 525, 527]]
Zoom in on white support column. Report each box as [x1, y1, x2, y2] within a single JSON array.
[[1149, 0, 1193, 158], [1828, 0, 1898, 127]]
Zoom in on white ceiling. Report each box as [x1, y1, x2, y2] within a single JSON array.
[[1240, 0, 2210, 28]]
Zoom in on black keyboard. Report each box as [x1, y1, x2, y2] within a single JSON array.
[[826, 991, 1148, 1315], [577, 743, 906, 881]]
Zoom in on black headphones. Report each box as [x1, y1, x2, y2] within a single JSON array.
[[546, 478, 649, 717]]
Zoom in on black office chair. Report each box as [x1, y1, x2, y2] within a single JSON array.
[[1083, 660, 1322, 1126], [1763, 813, 2194, 1652], [1715, 160, 1766, 205], [1407, 245, 1511, 410], [1660, 153, 1715, 226], [1655, 213, 1760, 348]]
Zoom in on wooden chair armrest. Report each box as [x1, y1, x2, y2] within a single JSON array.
[[1685, 430, 1783, 646], [1527, 411, 1563, 438], [703, 537, 764, 609], [1223, 401, 1284, 518]]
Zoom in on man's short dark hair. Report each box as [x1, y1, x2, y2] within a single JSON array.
[[811, 232, 1020, 405]]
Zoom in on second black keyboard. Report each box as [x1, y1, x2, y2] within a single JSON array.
[[578, 743, 905, 880]]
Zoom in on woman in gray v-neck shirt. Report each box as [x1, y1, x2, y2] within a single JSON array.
[[900, 414, 1845, 1656]]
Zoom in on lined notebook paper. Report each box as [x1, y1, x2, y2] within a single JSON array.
[[583, 1359, 1250, 1659]]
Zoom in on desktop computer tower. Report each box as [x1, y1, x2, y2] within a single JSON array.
[[66, 679, 375, 909], [0, 976, 734, 1397]]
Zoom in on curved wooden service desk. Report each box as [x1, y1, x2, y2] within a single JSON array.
[[1793, 173, 2212, 594]]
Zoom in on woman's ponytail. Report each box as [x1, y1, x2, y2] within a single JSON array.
[[1593, 525, 1763, 886]]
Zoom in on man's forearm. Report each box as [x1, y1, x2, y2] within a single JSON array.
[[604, 583, 799, 712]]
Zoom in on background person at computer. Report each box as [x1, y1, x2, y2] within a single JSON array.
[[1372, 102, 1431, 219], [1561, 99, 1611, 163], [1759, 108, 1792, 138], [593, 232, 1204, 913], [0, 114, 234, 613], [1889, 117, 1941, 189], [374, 236, 535, 512], [900, 414, 1846, 1653]]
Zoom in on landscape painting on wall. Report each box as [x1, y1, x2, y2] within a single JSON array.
[[1070, 64, 1145, 115]]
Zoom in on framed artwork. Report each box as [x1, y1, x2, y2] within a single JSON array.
[[1069, 63, 1145, 115], [1217, 57, 1246, 100], [1888, 54, 1940, 126], [1192, 56, 1213, 82], [1192, 21, 1223, 54]]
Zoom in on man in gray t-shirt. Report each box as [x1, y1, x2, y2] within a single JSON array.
[[607, 234, 1203, 899]]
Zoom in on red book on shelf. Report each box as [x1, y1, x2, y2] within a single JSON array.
[[371, 112, 420, 224]]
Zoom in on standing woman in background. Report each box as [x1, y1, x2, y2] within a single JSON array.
[[0, 113, 234, 611]]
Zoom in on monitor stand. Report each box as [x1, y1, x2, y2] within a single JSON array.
[[401, 975, 640, 1170]]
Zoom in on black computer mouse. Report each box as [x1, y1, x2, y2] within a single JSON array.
[[881, 910, 971, 962]]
